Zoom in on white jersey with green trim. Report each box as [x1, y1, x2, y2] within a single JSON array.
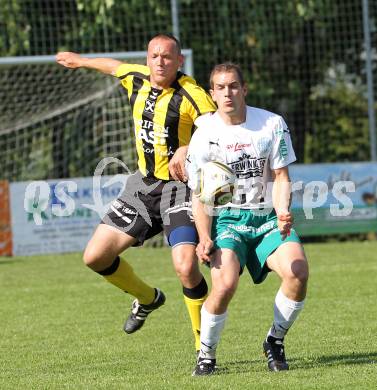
[[186, 106, 296, 209]]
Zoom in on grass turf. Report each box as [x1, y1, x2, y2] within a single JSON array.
[[0, 241, 376, 389]]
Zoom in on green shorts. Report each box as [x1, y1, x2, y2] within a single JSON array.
[[212, 208, 301, 284]]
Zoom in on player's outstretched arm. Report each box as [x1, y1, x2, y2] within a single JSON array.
[[55, 52, 122, 76]]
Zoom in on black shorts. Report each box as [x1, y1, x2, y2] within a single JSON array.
[[102, 171, 197, 246]]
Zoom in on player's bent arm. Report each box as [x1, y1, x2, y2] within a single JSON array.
[[192, 195, 213, 262], [169, 145, 189, 182], [272, 167, 292, 213], [272, 166, 293, 237], [55, 52, 122, 76]]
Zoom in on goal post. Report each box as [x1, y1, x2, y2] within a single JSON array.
[[0, 49, 193, 73]]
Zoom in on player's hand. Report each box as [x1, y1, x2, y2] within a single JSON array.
[[277, 211, 293, 240], [56, 52, 84, 69], [169, 146, 189, 182], [196, 238, 214, 264]]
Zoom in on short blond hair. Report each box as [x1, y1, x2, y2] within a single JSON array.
[[148, 33, 181, 54]]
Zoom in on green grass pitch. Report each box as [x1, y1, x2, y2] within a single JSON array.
[[1, 241, 376, 389]]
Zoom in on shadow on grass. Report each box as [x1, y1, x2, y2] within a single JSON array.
[[291, 351, 377, 369], [216, 352, 377, 375]]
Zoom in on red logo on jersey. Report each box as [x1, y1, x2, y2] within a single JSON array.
[[226, 142, 252, 151]]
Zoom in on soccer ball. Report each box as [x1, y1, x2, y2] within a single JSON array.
[[199, 161, 235, 206]]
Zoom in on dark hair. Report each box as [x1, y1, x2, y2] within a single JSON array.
[[149, 33, 181, 54], [209, 62, 245, 88]]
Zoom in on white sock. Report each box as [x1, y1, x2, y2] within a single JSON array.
[[199, 305, 228, 360], [267, 288, 305, 339]]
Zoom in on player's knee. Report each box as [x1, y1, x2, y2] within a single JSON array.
[[284, 259, 309, 286], [82, 246, 102, 268], [174, 257, 197, 280], [212, 279, 238, 302], [295, 259, 309, 284], [172, 245, 198, 281]]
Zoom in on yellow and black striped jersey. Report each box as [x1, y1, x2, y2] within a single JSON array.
[[116, 63, 216, 180]]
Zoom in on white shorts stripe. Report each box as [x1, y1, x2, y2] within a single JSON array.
[[111, 205, 132, 224]]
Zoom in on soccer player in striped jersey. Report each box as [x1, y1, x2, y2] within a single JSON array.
[[56, 34, 216, 353], [186, 63, 309, 375]]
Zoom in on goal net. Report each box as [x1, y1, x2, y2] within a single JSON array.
[[0, 50, 193, 181]]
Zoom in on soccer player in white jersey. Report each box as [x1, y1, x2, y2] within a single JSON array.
[[186, 63, 309, 375]]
